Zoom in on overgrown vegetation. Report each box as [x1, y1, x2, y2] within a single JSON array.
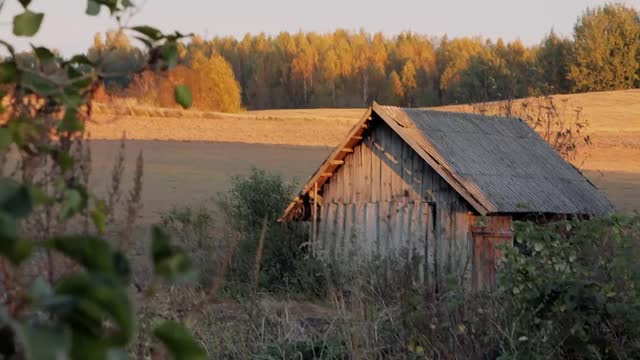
[[153, 166, 640, 359], [0, 1, 205, 358], [497, 215, 640, 359], [159, 168, 326, 298]]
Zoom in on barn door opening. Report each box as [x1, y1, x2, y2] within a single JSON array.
[[470, 216, 513, 290]]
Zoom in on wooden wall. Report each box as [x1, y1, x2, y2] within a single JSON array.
[[316, 119, 478, 287]]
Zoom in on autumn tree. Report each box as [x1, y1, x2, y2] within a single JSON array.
[[291, 33, 318, 105], [179, 51, 241, 112], [387, 70, 404, 104], [536, 31, 574, 94], [569, 4, 640, 91], [401, 60, 417, 106], [436, 36, 485, 104]]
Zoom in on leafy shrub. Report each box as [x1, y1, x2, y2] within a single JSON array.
[[0, 1, 204, 358], [219, 167, 327, 297], [497, 214, 640, 359]]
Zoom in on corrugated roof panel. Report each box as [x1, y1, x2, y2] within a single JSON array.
[[380, 107, 614, 215]]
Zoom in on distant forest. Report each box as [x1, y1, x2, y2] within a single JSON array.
[[82, 3, 640, 111]]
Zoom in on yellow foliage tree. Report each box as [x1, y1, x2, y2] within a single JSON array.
[[388, 70, 404, 103], [188, 51, 242, 112], [401, 60, 417, 106]]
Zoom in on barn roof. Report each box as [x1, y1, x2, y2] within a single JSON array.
[[279, 103, 614, 220]]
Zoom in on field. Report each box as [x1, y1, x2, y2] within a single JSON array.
[[88, 89, 640, 219], [89, 140, 331, 225]]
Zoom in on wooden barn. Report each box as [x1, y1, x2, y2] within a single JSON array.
[[279, 103, 614, 289]]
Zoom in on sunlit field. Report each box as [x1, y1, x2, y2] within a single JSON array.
[[88, 90, 640, 216]]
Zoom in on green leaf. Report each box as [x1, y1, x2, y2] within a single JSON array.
[[151, 226, 194, 281], [65, 55, 93, 66], [174, 85, 192, 109], [18, 0, 32, 7], [86, 0, 101, 15], [13, 10, 44, 37], [91, 200, 107, 235], [58, 108, 84, 133], [22, 71, 57, 96], [28, 186, 54, 206], [61, 92, 85, 108], [55, 150, 75, 172], [14, 321, 71, 360], [0, 128, 12, 149], [0, 178, 33, 218], [0, 213, 32, 265], [31, 46, 55, 62], [159, 41, 178, 69], [55, 273, 133, 345], [30, 276, 53, 303], [59, 187, 86, 219], [0, 62, 18, 84], [153, 321, 206, 360], [70, 332, 109, 360], [131, 26, 163, 41]]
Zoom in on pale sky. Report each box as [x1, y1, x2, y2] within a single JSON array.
[[1, 0, 640, 56]]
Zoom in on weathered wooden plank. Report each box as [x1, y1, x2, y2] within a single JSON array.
[[333, 204, 344, 262], [344, 203, 354, 258], [442, 202, 456, 287], [389, 131, 402, 202], [455, 205, 471, 286], [362, 142, 372, 203], [353, 145, 361, 203], [392, 203, 403, 255], [355, 202, 366, 254], [333, 164, 341, 203], [411, 202, 426, 283], [316, 203, 327, 255], [380, 128, 393, 202], [365, 203, 377, 257], [401, 141, 413, 202], [421, 162, 434, 202], [410, 149, 423, 202], [370, 136, 381, 203], [398, 202, 413, 261], [380, 201, 392, 256], [432, 202, 441, 291]]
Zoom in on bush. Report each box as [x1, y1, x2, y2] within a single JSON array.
[[217, 167, 327, 297], [497, 214, 640, 359]]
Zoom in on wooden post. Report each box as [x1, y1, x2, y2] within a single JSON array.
[[312, 182, 318, 254]]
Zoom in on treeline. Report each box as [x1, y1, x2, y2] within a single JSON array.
[[91, 3, 640, 110]]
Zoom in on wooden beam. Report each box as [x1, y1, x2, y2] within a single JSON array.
[[341, 148, 354, 153], [352, 136, 363, 140], [321, 172, 333, 177], [312, 182, 317, 251], [330, 160, 345, 165], [360, 124, 368, 129]]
